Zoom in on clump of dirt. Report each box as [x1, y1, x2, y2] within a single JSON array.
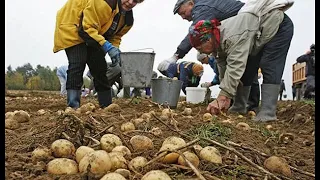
[[5, 90, 315, 180]]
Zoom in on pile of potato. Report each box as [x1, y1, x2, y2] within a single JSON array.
[[5, 110, 30, 130]]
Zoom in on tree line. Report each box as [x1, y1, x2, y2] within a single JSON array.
[[5, 63, 90, 91]]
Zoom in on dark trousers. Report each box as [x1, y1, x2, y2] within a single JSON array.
[[247, 75, 260, 112], [65, 43, 111, 91], [241, 14, 294, 86], [279, 91, 283, 100]]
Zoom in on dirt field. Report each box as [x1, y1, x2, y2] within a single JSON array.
[[5, 90, 315, 180]]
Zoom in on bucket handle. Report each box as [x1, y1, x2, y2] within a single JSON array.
[[128, 48, 155, 53]]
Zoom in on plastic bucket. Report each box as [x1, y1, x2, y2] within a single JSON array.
[[185, 87, 207, 103], [151, 78, 183, 108], [120, 52, 155, 88]]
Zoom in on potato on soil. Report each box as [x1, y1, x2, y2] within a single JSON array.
[[141, 112, 152, 120], [129, 156, 148, 170], [75, 146, 95, 163], [114, 169, 131, 179], [182, 108, 192, 116], [235, 122, 251, 131], [177, 151, 200, 167], [79, 102, 96, 113], [100, 134, 123, 152], [162, 136, 186, 147], [112, 146, 131, 157], [79, 150, 112, 175], [202, 113, 212, 122], [51, 139, 75, 158], [264, 156, 292, 177], [120, 122, 135, 132], [5, 118, 20, 130], [47, 158, 78, 175], [37, 109, 46, 115], [199, 146, 222, 164], [100, 172, 127, 180], [109, 152, 127, 171], [5, 112, 14, 119], [130, 135, 153, 151], [32, 147, 52, 162], [65, 107, 75, 113], [12, 110, 30, 123], [141, 170, 172, 180], [132, 118, 145, 126], [149, 127, 162, 136], [104, 103, 121, 112], [161, 109, 173, 117], [159, 144, 180, 164]]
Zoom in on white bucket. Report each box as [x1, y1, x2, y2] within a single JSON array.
[[185, 87, 207, 103]]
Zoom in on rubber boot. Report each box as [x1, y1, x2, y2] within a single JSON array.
[[228, 86, 251, 114], [97, 90, 112, 108], [67, 89, 81, 109], [253, 84, 280, 122], [123, 87, 131, 98]]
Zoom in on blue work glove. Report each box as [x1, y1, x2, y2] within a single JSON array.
[[102, 41, 121, 66]]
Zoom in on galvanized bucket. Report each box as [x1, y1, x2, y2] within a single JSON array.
[[151, 78, 183, 108], [120, 52, 155, 88]]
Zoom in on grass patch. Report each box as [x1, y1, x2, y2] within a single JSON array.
[[302, 99, 315, 106], [186, 122, 232, 147]]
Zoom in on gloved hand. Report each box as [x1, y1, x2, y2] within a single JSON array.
[[157, 55, 178, 71], [201, 82, 212, 88], [102, 41, 121, 66]]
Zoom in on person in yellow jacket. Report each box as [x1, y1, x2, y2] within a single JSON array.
[[53, 0, 144, 109]]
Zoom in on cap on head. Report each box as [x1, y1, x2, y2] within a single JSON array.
[[192, 63, 204, 76], [173, 0, 187, 14], [197, 52, 208, 61]]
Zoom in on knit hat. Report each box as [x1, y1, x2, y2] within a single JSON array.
[[189, 19, 221, 48], [197, 51, 208, 61], [192, 63, 204, 76]]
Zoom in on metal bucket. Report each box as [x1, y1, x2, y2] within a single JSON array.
[[151, 78, 183, 108], [120, 52, 155, 88]]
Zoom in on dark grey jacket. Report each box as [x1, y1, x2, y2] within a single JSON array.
[[175, 0, 244, 58]]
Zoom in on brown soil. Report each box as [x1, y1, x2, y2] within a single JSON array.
[[5, 90, 315, 180]]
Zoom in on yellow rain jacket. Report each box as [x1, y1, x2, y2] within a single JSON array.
[[53, 0, 133, 53]]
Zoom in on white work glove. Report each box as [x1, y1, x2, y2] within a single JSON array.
[[201, 82, 212, 88], [157, 55, 178, 71]]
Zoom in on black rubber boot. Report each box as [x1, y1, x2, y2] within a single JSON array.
[[97, 89, 112, 108], [228, 86, 251, 114], [67, 90, 81, 109]]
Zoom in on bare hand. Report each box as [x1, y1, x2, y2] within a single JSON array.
[[206, 95, 231, 115]]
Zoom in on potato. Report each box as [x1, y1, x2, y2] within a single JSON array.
[[114, 169, 131, 179], [141, 113, 152, 120], [235, 122, 251, 131], [51, 139, 75, 158], [129, 156, 148, 170], [120, 122, 135, 132], [5, 118, 20, 130], [161, 109, 173, 117], [79, 150, 112, 174], [177, 151, 200, 167], [266, 125, 273, 130], [12, 110, 30, 123], [248, 110, 256, 117], [162, 136, 186, 147], [141, 170, 172, 180], [202, 113, 212, 122], [149, 127, 162, 136], [31, 147, 52, 162], [109, 152, 127, 171], [132, 118, 145, 126], [182, 108, 192, 116], [65, 107, 75, 113], [100, 172, 127, 180], [192, 144, 203, 156], [5, 112, 14, 119], [130, 135, 153, 151], [112, 146, 132, 157], [104, 103, 121, 112], [79, 102, 96, 113], [264, 156, 292, 177], [199, 146, 222, 164], [37, 109, 46, 115], [47, 158, 78, 175], [100, 134, 123, 152], [75, 146, 95, 163]]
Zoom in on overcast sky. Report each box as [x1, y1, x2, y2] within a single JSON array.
[[5, 0, 315, 99]]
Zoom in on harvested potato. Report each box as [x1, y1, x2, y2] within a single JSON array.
[[264, 156, 292, 177], [199, 146, 222, 164], [130, 135, 153, 151], [159, 115, 169, 121], [32, 147, 52, 162], [109, 152, 127, 171], [65, 107, 75, 113], [149, 127, 162, 136], [79, 102, 96, 113], [141, 170, 172, 180], [266, 125, 273, 130], [177, 151, 200, 167], [79, 150, 112, 174], [112, 145, 132, 157], [129, 156, 148, 170], [47, 158, 78, 175], [235, 122, 251, 131], [159, 143, 184, 164], [161, 109, 173, 117], [162, 136, 186, 147], [202, 113, 212, 122], [104, 103, 121, 112], [100, 172, 126, 180], [115, 169, 131, 179], [192, 144, 203, 156], [75, 146, 95, 163], [5, 112, 14, 119], [51, 139, 75, 158], [141, 113, 152, 120], [248, 111, 256, 117], [5, 118, 20, 130], [37, 109, 46, 115], [120, 122, 135, 132], [182, 108, 192, 116], [100, 134, 122, 152], [132, 118, 145, 126], [12, 110, 30, 123], [149, 110, 156, 116]]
